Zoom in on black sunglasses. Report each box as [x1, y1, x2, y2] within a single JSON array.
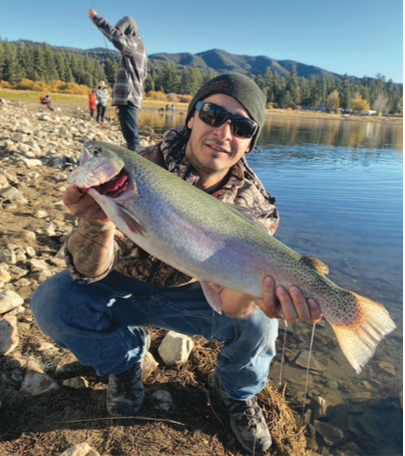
[[196, 101, 258, 139]]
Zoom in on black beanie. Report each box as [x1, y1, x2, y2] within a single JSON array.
[[186, 73, 266, 151]]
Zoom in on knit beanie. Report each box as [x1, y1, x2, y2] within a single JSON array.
[[186, 73, 266, 151]]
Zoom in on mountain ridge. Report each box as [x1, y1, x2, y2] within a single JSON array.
[[12, 40, 347, 80]]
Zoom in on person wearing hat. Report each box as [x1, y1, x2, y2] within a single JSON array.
[[88, 9, 147, 148], [94, 81, 109, 124], [30, 73, 321, 454]]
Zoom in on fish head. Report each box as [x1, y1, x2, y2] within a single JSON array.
[[67, 141, 136, 200]]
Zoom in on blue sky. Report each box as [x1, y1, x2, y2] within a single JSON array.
[[1, 0, 403, 82]]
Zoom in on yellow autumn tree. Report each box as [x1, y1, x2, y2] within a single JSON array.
[[348, 93, 370, 113], [326, 90, 340, 110]]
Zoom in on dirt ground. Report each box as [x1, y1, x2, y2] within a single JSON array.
[[0, 100, 312, 456]]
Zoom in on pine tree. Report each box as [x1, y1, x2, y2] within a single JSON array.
[[42, 44, 58, 82], [339, 74, 351, 109], [104, 58, 117, 86], [2, 41, 19, 84], [286, 67, 299, 104], [159, 61, 180, 93]]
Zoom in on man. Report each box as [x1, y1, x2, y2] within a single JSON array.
[[30, 74, 321, 454], [88, 9, 147, 150]]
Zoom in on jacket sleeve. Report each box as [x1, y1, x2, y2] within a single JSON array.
[[92, 15, 140, 56]]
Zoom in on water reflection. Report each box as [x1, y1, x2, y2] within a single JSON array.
[[139, 110, 403, 151], [259, 116, 403, 151]]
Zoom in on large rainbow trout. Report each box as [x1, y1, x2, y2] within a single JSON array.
[[67, 141, 396, 374]]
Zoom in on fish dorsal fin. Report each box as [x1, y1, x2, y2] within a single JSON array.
[[300, 256, 329, 275], [225, 203, 269, 231]]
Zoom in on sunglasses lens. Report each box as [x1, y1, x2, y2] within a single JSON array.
[[200, 103, 227, 127], [232, 118, 257, 139], [198, 102, 257, 139]]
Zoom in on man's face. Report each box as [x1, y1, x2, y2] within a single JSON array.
[[185, 94, 253, 176]]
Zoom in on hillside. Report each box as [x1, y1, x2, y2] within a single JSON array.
[[13, 40, 343, 79]]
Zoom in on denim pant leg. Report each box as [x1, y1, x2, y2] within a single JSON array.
[[118, 104, 140, 151], [30, 270, 151, 376], [112, 279, 279, 401], [31, 270, 278, 400]]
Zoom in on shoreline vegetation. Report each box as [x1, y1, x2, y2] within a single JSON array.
[[1, 88, 402, 125]]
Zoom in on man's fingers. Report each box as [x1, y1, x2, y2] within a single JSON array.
[[276, 287, 298, 321], [308, 299, 322, 324], [256, 277, 277, 318], [290, 286, 310, 321]]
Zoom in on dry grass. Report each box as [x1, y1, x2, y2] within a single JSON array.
[[0, 328, 312, 456]]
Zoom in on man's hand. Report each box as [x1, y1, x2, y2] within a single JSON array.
[[63, 186, 110, 223], [256, 277, 322, 324], [88, 8, 97, 20]]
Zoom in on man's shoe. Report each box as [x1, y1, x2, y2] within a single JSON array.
[[106, 330, 151, 417], [208, 371, 272, 454]]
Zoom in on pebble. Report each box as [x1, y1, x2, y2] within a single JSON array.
[[59, 442, 100, 456], [0, 316, 19, 355], [0, 289, 24, 314]]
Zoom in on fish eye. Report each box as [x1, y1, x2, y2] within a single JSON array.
[[92, 148, 101, 156]]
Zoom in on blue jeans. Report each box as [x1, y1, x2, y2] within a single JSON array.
[[117, 104, 140, 151], [30, 270, 278, 401]]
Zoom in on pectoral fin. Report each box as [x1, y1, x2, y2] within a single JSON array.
[[301, 256, 329, 275], [113, 205, 146, 236], [200, 281, 224, 315]]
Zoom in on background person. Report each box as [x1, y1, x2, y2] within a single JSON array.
[[88, 9, 147, 150], [30, 74, 321, 455], [94, 81, 109, 123], [88, 89, 96, 119]]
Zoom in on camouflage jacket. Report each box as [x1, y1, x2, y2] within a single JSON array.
[[66, 126, 279, 287]]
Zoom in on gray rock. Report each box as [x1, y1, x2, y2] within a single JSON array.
[[59, 442, 100, 456], [0, 265, 11, 283], [0, 186, 27, 203], [0, 249, 16, 265], [19, 370, 59, 396], [142, 351, 158, 379], [30, 258, 50, 272], [0, 316, 19, 355], [62, 377, 89, 389], [0, 289, 24, 314], [295, 350, 325, 371], [158, 331, 194, 365], [9, 266, 28, 279], [378, 361, 396, 376], [314, 420, 345, 446], [32, 209, 48, 219], [4, 305, 25, 316], [25, 246, 36, 257], [152, 390, 173, 411]]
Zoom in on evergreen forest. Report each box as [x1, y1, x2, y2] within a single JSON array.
[[0, 40, 402, 114]]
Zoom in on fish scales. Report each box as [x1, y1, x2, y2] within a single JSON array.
[[67, 141, 397, 374]]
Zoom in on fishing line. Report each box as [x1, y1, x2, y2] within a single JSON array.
[[301, 322, 316, 421]]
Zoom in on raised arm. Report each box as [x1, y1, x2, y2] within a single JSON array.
[[87, 9, 140, 56]]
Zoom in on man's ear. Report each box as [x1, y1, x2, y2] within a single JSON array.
[[187, 112, 195, 130]]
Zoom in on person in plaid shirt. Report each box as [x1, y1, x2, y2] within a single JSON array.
[[88, 9, 147, 151]]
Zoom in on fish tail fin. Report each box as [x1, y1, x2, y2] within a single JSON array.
[[330, 292, 396, 374]]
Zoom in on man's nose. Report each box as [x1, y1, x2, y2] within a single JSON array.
[[213, 120, 233, 141]]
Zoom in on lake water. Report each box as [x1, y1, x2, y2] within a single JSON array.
[[139, 112, 403, 455]]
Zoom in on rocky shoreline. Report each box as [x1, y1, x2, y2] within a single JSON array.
[[0, 101, 401, 456]]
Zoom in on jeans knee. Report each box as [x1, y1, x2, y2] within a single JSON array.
[[30, 271, 74, 332]]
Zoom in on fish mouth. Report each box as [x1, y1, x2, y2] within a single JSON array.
[[91, 167, 130, 198]]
